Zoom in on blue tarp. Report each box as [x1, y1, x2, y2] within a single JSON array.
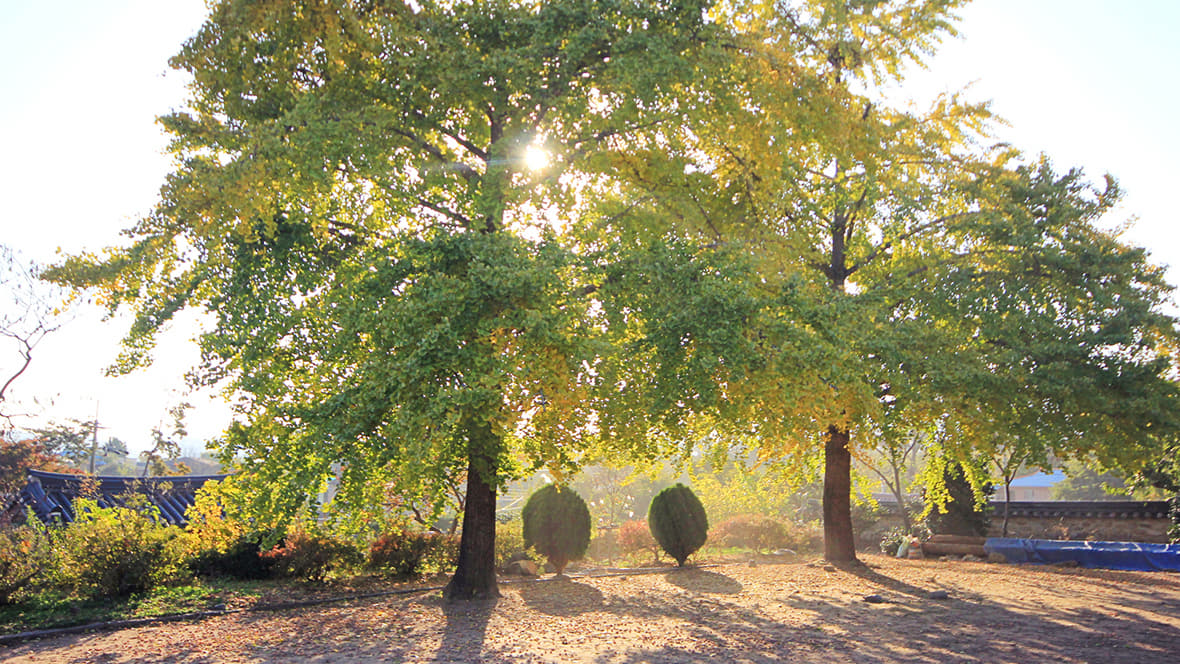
[[985, 538, 1180, 572]]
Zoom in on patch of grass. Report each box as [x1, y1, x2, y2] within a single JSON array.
[[0, 573, 429, 636], [0, 590, 121, 634], [126, 585, 218, 618], [580, 548, 671, 569], [205, 577, 272, 602], [698, 544, 757, 559], [0, 583, 224, 635]]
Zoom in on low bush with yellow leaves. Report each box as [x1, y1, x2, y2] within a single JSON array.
[[53, 497, 192, 599], [0, 518, 54, 605]]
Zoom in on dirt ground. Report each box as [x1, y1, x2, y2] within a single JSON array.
[[4, 554, 1179, 663]]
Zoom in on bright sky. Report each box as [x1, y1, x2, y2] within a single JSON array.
[[1, 0, 1178, 454]]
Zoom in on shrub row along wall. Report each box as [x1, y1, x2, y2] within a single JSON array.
[[987, 501, 1171, 543]]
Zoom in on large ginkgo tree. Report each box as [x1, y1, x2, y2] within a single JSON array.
[[51, 0, 743, 599], [595, 0, 1180, 561]]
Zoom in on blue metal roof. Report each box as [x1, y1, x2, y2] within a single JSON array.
[[17, 469, 229, 527], [1008, 470, 1067, 488]]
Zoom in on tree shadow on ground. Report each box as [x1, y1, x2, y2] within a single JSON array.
[[663, 567, 743, 595], [589, 577, 844, 663], [836, 561, 931, 599], [516, 574, 605, 616], [590, 562, 1180, 664], [765, 564, 1180, 664], [33, 597, 430, 664], [436, 595, 498, 662], [9, 564, 1180, 663]]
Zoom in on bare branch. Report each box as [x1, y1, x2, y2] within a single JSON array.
[[1, 246, 67, 422], [567, 119, 667, 161], [863, 459, 894, 487], [0, 334, 34, 408], [845, 186, 871, 235]]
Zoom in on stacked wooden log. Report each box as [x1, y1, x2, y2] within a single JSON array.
[[920, 534, 987, 558]]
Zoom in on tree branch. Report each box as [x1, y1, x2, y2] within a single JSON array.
[[0, 335, 34, 408], [390, 127, 480, 184], [567, 119, 667, 161], [414, 196, 473, 229], [411, 110, 488, 162], [848, 211, 982, 277]]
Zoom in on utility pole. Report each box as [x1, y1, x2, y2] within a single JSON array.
[[88, 402, 99, 475]]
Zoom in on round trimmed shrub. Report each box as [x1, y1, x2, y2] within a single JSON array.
[[521, 484, 591, 575], [648, 484, 708, 566]]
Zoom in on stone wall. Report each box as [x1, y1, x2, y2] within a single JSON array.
[[987, 501, 1172, 544]]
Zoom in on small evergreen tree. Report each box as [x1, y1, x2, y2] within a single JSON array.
[[925, 460, 993, 537], [648, 484, 708, 566], [521, 484, 591, 575]]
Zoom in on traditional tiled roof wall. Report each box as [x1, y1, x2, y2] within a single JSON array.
[[18, 469, 229, 527], [989, 500, 1171, 520], [988, 500, 1174, 543]]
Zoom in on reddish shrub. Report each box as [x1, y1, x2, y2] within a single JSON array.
[[368, 530, 457, 578], [617, 519, 659, 560], [261, 530, 360, 582], [713, 514, 790, 552]]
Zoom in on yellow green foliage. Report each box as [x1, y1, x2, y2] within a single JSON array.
[[53, 498, 191, 598], [0, 520, 53, 605], [494, 519, 531, 568], [44, 0, 1180, 575], [183, 478, 253, 554]]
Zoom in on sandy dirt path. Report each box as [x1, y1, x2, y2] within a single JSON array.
[[4, 555, 1179, 663]]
